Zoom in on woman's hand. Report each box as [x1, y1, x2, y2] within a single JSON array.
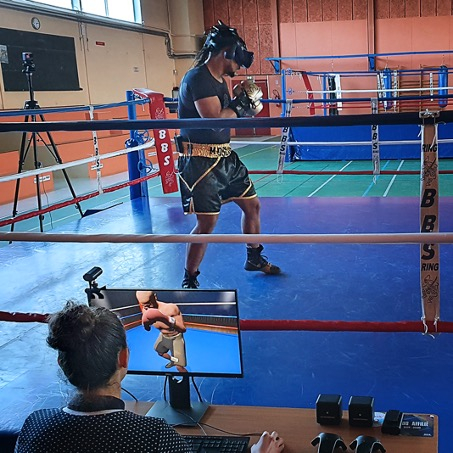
[[251, 431, 284, 453]]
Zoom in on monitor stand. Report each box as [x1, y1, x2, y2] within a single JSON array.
[[145, 375, 209, 426]]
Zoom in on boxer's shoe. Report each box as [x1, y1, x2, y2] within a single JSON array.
[[244, 245, 281, 274], [165, 361, 177, 368], [182, 269, 200, 288]]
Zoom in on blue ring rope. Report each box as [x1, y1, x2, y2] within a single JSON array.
[[0, 98, 149, 118], [266, 49, 453, 61]]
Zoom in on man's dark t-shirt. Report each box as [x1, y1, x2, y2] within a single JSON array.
[[178, 64, 231, 144]]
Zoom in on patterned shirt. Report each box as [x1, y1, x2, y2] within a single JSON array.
[[15, 398, 191, 453]]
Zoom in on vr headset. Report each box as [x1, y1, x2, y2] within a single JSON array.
[[204, 20, 254, 69]]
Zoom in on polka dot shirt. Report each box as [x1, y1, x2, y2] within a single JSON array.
[[15, 407, 192, 452]]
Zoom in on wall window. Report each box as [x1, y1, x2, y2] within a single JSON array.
[[32, 0, 73, 7], [28, 0, 142, 24]]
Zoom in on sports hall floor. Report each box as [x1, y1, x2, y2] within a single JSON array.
[[1, 141, 453, 452]]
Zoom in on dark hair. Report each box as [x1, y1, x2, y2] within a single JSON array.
[[193, 45, 221, 68], [47, 301, 127, 391]]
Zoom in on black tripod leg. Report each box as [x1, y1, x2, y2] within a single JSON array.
[[11, 117, 31, 233], [39, 114, 84, 218], [31, 130, 45, 232]]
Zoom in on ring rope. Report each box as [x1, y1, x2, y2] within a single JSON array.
[[0, 98, 150, 118], [1, 310, 451, 333], [306, 86, 453, 95], [0, 171, 160, 228], [0, 232, 452, 244], [0, 141, 154, 184], [272, 93, 453, 104], [249, 169, 453, 176], [2, 110, 452, 134]]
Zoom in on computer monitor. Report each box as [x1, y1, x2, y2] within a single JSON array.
[[87, 287, 243, 426]]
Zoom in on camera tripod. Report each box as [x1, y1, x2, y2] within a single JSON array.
[[11, 53, 84, 233]]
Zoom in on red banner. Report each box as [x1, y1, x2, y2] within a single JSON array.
[[133, 88, 178, 194]]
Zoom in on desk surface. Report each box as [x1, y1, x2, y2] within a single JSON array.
[[126, 402, 437, 453]]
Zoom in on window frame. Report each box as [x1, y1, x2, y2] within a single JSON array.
[[9, 0, 142, 25]]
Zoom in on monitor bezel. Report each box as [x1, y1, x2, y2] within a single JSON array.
[[87, 287, 244, 379]]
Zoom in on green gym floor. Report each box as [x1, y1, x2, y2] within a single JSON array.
[[1, 138, 453, 233]]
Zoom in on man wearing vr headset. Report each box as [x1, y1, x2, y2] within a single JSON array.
[[177, 20, 281, 289]]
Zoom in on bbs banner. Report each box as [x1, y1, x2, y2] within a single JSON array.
[[420, 122, 440, 330]]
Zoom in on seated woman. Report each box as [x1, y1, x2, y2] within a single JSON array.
[[15, 301, 284, 452]]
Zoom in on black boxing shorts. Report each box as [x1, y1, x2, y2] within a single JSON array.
[[178, 149, 257, 214]]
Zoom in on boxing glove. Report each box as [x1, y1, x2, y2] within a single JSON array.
[[229, 80, 264, 117], [142, 308, 166, 331]]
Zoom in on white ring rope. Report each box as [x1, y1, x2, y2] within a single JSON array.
[[1, 133, 450, 185], [0, 140, 155, 184], [238, 138, 453, 147], [0, 232, 452, 244]]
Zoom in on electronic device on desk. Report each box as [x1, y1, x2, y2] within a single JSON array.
[[182, 435, 250, 453], [86, 279, 243, 427]]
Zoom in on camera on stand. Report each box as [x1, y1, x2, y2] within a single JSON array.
[[21, 51, 35, 73], [83, 267, 105, 300]]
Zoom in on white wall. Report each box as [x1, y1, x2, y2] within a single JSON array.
[[0, 1, 203, 109]]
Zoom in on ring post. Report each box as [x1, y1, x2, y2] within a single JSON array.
[[132, 88, 178, 194], [419, 111, 440, 333], [126, 90, 147, 199]]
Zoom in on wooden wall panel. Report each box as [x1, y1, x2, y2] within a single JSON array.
[[375, 0, 390, 19], [203, 0, 215, 30], [405, 0, 420, 17], [243, 0, 259, 25], [229, 0, 244, 26], [353, 0, 367, 20], [200, 0, 453, 77], [293, 0, 308, 22], [213, 0, 229, 24], [258, 0, 273, 23], [322, 0, 337, 21], [421, 0, 437, 17], [437, 0, 451, 16], [244, 24, 260, 74], [390, 1, 405, 18], [278, 0, 294, 23], [307, 0, 323, 22], [338, 0, 353, 20], [259, 23, 276, 73]]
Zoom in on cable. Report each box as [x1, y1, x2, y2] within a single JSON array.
[[121, 387, 138, 402], [163, 375, 168, 402], [191, 376, 204, 403], [198, 422, 262, 437]]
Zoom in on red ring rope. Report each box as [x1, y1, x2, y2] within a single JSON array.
[[1, 311, 450, 333], [0, 171, 160, 228], [249, 170, 453, 176]]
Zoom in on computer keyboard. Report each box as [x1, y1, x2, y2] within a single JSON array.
[[182, 435, 250, 453]]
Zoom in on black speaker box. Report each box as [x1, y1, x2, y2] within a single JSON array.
[[348, 396, 374, 427], [316, 394, 342, 425]]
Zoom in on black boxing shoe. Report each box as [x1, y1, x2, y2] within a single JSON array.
[[182, 269, 200, 288], [244, 245, 281, 274]]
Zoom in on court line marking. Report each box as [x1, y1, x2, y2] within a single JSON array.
[[362, 160, 391, 196], [307, 161, 354, 197], [383, 160, 405, 197]]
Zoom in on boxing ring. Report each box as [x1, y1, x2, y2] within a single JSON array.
[[1, 81, 453, 450]]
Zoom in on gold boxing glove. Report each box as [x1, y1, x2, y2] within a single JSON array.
[[229, 80, 264, 117]]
